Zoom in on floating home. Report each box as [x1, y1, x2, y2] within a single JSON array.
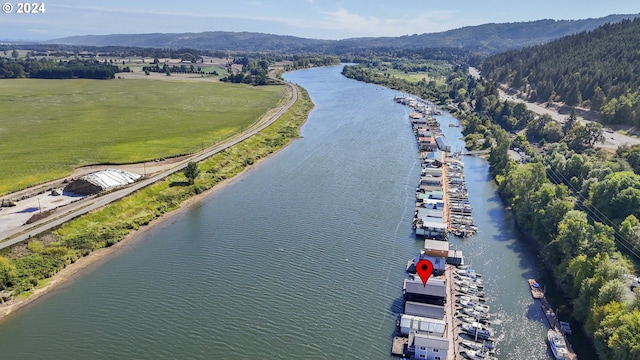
[[411, 332, 449, 360], [435, 136, 451, 152], [404, 301, 446, 319], [399, 315, 446, 337], [403, 277, 447, 305]]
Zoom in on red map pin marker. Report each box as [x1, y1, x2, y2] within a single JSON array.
[[416, 259, 434, 286]]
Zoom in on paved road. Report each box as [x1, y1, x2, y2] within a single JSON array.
[[0, 82, 298, 249], [469, 67, 640, 150]]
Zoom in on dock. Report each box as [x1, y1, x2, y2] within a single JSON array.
[[445, 264, 462, 360], [392, 95, 491, 360], [406, 97, 476, 241], [530, 280, 578, 360], [540, 297, 577, 359], [391, 336, 409, 357]]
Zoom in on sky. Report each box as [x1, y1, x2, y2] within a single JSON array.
[[1, 0, 640, 41]]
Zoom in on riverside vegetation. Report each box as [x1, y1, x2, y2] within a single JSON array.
[[0, 84, 312, 299], [343, 55, 640, 358]]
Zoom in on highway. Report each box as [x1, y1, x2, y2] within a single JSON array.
[[0, 82, 298, 249]]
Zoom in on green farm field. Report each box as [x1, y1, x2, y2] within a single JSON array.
[[384, 68, 447, 84], [0, 78, 286, 194]]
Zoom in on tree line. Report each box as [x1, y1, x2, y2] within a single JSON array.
[[0, 57, 124, 79]]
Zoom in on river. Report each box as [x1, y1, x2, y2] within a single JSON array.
[[0, 65, 595, 359]]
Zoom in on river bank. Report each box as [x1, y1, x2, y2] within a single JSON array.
[[0, 84, 313, 323], [0, 170, 245, 321]]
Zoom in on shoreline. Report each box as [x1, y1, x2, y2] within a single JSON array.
[[0, 80, 308, 324], [0, 148, 280, 323]]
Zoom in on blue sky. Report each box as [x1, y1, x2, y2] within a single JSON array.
[[2, 0, 640, 41]]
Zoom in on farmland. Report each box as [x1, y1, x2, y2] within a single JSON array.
[[0, 78, 286, 194]]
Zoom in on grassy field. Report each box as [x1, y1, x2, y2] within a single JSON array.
[[0, 78, 286, 194], [383, 68, 447, 84], [0, 85, 313, 296]]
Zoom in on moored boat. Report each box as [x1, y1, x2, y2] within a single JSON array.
[[458, 314, 492, 326], [456, 294, 486, 304], [458, 298, 490, 313], [461, 322, 493, 340], [456, 268, 482, 279], [455, 280, 485, 290], [528, 278, 544, 299], [460, 307, 491, 321], [547, 328, 569, 360], [459, 339, 495, 352], [456, 286, 486, 297], [462, 349, 497, 360]]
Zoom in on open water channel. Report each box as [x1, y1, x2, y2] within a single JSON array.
[[0, 65, 596, 359]]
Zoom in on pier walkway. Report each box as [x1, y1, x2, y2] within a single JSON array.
[[529, 280, 578, 360], [540, 296, 578, 360], [445, 264, 462, 360]]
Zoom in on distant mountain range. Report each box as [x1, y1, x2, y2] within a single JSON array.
[[48, 14, 639, 54]]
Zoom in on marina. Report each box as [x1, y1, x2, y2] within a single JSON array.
[[392, 95, 494, 360], [400, 97, 476, 241]]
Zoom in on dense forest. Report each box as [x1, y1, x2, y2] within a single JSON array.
[[480, 17, 640, 126]]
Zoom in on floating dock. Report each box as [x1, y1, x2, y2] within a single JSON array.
[[392, 96, 494, 360], [404, 98, 476, 240], [528, 279, 578, 360]]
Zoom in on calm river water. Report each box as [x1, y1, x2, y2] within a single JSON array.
[[0, 65, 595, 359]]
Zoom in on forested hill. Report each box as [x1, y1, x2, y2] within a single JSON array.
[[480, 17, 640, 126], [47, 14, 637, 55], [47, 32, 333, 54]]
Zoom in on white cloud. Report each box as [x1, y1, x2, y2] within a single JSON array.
[[298, 7, 461, 37]]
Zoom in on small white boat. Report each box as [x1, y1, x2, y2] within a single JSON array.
[[458, 298, 490, 313], [461, 307, 491, 320], [456, 268, 482, 279], [454, 275, 484, 285], [547, 328, 569, 360], [456, 294, 486, 304], [474, 303, 490, 313], [455, 278, 485, 289], [459, 339, 495, 352], [454, 273, 481, 281], [461, 322, 493, 340], [458, 314, 492, 326], [456, 286, 486, 297], [462, 349, 497, 360]]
